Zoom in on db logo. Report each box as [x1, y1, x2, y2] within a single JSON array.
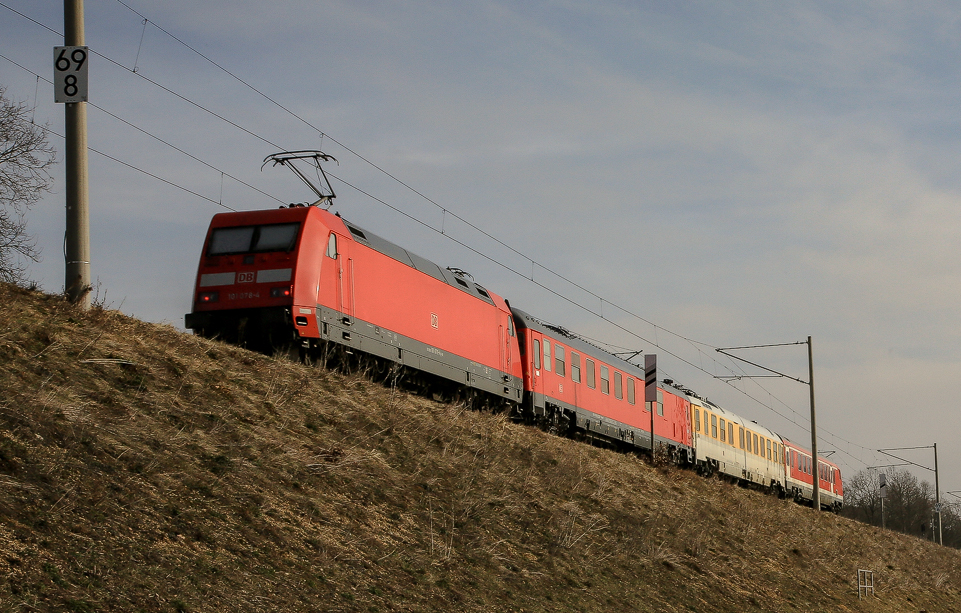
[[238, 272, 255, 283], [431, 313, 439, 329]]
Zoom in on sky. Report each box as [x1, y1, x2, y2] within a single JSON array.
[[2, 0, 961, 499]]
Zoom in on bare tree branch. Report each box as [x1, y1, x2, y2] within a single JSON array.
[[0, 85, 57, 285], [843, 467, 945, 542]]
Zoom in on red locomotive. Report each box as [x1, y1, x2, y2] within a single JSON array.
[[185, 152, 841, 511], [185, 204, 523, 407]]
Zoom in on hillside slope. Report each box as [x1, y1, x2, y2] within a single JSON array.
[[0, 283, 958, 612]]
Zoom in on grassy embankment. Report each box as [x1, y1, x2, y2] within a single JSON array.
[[0, 283, 958, 612]]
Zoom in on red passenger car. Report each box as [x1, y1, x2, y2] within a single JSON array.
[[510, 308, 692, 458], [186, 205, 523, 405], [782, 438, 843, 511]]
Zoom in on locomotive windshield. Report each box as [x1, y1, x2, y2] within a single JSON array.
[[207, 222, 301, 255]]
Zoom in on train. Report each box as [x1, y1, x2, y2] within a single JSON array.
[[184, 194, 842, 512]]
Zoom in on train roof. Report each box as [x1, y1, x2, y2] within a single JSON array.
[[205, 205, 504, 307], [661, 379, 781, 440], [781, 437, 841, 469], [335, 214, 500, 307], [509, 307, 646, 378], [663, 378, 839, 469]]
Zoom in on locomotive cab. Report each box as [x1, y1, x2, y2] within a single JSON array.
[[185, 206, 319, 352]]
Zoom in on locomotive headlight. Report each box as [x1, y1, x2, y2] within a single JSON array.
[[270, 285, 292, 298], [198, 291, 219, 303]]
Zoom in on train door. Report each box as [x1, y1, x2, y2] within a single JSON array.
[[337, 239, 354, 318], [571, 350, 581, 407], [542, 338, 553, 398], [531, 334, 541, 391], [499, 325, 507, 376], [322, 232, 338, 304], [505, 315, 514, 376]]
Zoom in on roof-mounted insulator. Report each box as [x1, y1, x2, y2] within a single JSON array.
[[543, 323, 576, 339], [447, 267, 474, 281]]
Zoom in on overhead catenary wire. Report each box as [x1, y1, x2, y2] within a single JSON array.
[[40, 121, 235, 210], [7, 4, 715, 374], [6, 7, 860, 470], [106, 0, 711, 348], [0, 52, 271, 211], [0, 2, 762, 375], [1, 2, 874, 470], [0, 2, 878, 473]]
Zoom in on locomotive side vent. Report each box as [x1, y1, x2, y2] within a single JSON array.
[[345, 224, 368, 242]]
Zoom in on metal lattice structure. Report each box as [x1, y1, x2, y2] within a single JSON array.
[[858, 569, 875, 599]]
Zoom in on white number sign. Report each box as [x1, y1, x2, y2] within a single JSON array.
[[54, 46, 88, 103]]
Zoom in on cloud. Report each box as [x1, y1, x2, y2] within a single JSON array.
[[6, 0, 961, 489]]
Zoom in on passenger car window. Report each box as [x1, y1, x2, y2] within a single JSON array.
[[555, 345, 566, 377], [543, 340, 552, 372], [571, 352, 581, 383]]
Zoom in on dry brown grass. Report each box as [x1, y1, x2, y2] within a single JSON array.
[[1, 282, 960, 612]]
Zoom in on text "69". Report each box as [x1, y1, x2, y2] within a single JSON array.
[[54, 46, 89, 104]]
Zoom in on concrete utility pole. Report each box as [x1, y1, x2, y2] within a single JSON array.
[[64, 0, 91, 308], [878, 445, 944, 546], [716, 338, 822, 512], [935, 442, 942, 545], [808, 336, 819, 511]]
